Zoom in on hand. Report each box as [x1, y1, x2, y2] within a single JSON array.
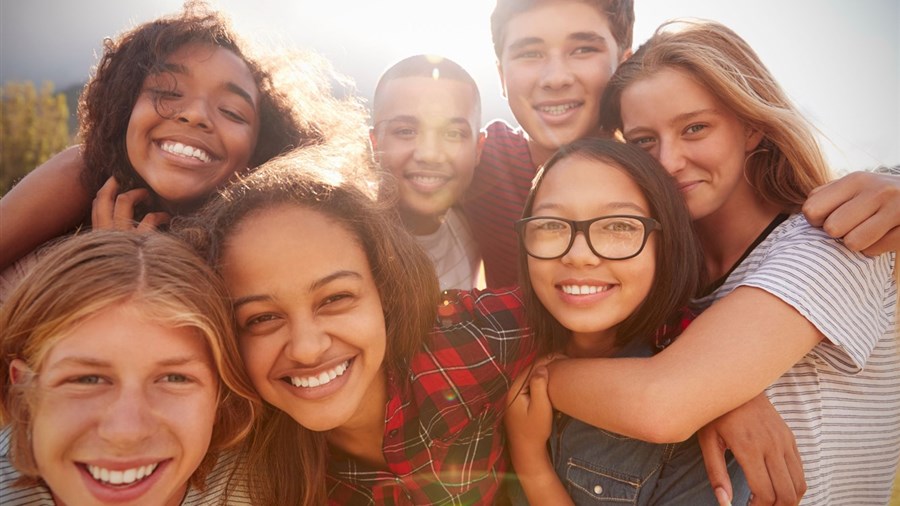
[[803, 171, 900, 256], [92, 177, 170, 232], [698, 393, 805, 506], [505, 363, 554, 467]]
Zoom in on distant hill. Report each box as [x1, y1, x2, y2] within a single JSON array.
[[61, 82, 84, 137]]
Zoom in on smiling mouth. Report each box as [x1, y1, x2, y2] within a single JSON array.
[[284, 359, 351, 388], [158, 140, 213, 163], [560, 284, 612, 295], [85, 462, 160, 487], [536, 102, 581, 116]]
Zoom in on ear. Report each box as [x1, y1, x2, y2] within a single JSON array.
[[496, 59, 508, 99], [9, 359, 33, 385], [368, 126, 378, 151], [619, 47, 633, 64], [744, 127, 764, 152], [474, 130, 487, 165]]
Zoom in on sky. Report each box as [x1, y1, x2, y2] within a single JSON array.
[[1, 0, 897, 173]]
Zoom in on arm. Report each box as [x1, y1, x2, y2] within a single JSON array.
[[803, 170, 900, 255], [0, 145, 90, 271], [504, 365, 574, 506], [699, 393, 805, 506], [546, 286, 823, 443]]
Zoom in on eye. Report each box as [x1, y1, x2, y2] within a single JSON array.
[[627, 135, 655, 146], [69, 375, 105, 385], [513, 49, 541, 60], [161, 373, 193, 384], [684, 124, 706, 135], [603, 220, 640, 232], [392, 127, 416, 139], [243, 313, 280, 329], [148, 88, 182, 100], [321, 293, 351, 307], [443, 128, 469, 141], [572, 46, 600, 55], [220, 107, 248, 124]]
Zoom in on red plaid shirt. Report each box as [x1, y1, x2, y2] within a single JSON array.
[[326, 287, 536, 505]]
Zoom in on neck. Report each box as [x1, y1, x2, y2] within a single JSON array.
[[695, 194, 783, 281], [401, 208, 445, 236], [566, 330, 620, 358], [526, 138, 556, 168], [326, 370, 389, 470]]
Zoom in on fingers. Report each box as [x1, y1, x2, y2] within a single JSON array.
[[804, 171, 900, 253], [92, 177, 162, 232], [698, 427, 733, 504], [526, 366, 550, 416]]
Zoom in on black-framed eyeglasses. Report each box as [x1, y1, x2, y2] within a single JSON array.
[[515, 215, 661, 260]]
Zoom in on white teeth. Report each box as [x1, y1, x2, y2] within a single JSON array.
[[289, 360, 349, 389], [159, 141, 212, 163], [410, 175, 446, 186], [561, 284, 611, 295], [539, 103, 578, 115], [87, 463, 159, 486]]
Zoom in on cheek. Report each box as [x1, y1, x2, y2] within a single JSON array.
[[238, 339, 274, 387]]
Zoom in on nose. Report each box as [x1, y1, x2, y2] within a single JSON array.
[[561, 231, 601, 268], [539, 54, 575, 90], [413, 130, 446, 166], [176, 97, 212, 130], [97, 387, 157, 447], [656, 140, 686, 177], [284, 321, 332, 366]]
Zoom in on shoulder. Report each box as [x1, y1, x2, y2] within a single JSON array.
[[0, 429, 55, 506], [483, 120, 527, 147]]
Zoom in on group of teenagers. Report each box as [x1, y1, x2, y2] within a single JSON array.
[[1, 0, 899, 505]]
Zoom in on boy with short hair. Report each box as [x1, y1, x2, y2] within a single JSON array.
[[371, 54, 486, 290], [465, 0, 634, 288]]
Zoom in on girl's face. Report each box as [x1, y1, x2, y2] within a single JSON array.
[[220, 204, 388, 432], [527, 156, 656, 350], [19, 302, 219, 506], [125, 42, 260, 210], [618, 67, 762, 222]]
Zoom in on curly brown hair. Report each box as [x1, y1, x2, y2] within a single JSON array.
[[78, 1, 367, 214]]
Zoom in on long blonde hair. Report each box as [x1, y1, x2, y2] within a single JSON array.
[[601, 19, 832, 210], [0, 230, 260, 489]]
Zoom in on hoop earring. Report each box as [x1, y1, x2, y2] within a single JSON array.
[[742, 146, 771, 190]]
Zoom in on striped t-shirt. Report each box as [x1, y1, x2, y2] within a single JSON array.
[[695, 213, 900, 505], [0, 428, 252, 505]]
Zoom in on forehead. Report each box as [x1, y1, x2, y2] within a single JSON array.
[[40, 302, 212, 370], [503, 0, 614, 48], [222, 203, 372, 288], [373, 76, 480, 125], [534, 155, 648, 213], [157, 42, 259, 101]]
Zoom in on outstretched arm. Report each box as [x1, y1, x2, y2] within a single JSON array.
[[0, 146, 91, 271], [803, 169, 900, 255], [546, 286, 823, 443]]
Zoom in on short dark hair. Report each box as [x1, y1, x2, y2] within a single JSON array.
[[373, 54, 482, 121], [517, 138, 703, 354], [491, 0, 635, 59]]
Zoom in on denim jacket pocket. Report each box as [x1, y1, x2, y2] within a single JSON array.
[[565, 457, 641, 505]]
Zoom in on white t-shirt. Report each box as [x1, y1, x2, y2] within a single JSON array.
[[695, 214, 900, 505], [414, 207, 481, 291], [0, 427, 251, 505]]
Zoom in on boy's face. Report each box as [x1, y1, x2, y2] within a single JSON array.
[[498, 0, 628, 155], [371, 76, 485, 229]]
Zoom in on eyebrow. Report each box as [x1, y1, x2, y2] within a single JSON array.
[[158, 62, 257, 111], [569, 32, 609, 46], [506, 36, 544, 53], [49, 355, 207, 369], [232, 270, 364, 309], [533, 201, 649, 215]]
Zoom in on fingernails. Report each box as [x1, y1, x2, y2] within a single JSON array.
[[715, 487, 732, 506]]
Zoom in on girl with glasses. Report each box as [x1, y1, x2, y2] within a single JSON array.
[[505, 138, 747, 505]]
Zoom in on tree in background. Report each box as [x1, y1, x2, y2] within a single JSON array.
[[0, 81, 71, 195]]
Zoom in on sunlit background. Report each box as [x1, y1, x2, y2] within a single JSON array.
[[2, 0, 897, 173]]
